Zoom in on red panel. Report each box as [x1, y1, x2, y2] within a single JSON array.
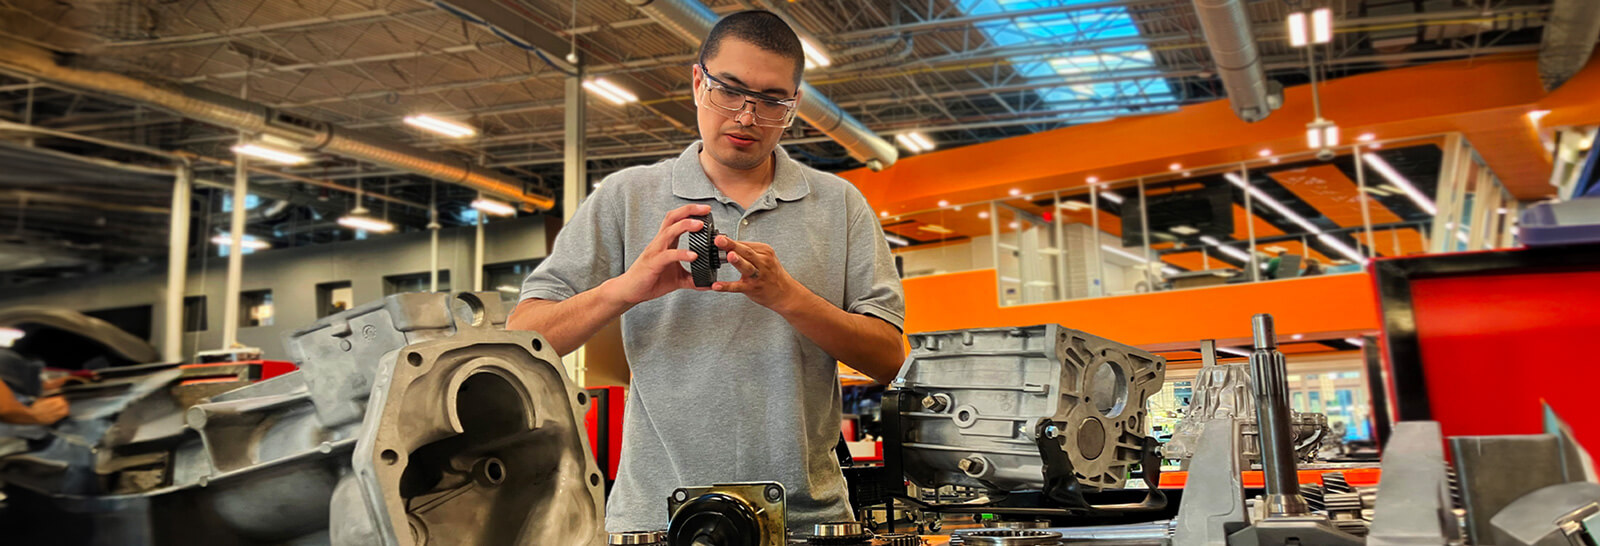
[[584, 386, 627, 481], [1408, 269, 1600, 450], [257, 360, 297, 380]]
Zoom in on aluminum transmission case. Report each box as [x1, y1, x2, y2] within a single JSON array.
[[0, 292, 606, 545], [894, 325, 1165, 492]]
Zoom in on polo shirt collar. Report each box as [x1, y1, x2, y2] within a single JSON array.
[[672, 141, 812, 203]]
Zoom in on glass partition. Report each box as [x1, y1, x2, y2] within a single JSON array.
[[886, 204, 993, 279]]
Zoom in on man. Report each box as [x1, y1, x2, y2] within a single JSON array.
[[507, 10, 906, 533], [0, 348, 69, 426]]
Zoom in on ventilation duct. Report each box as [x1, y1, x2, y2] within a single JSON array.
[[1191, 0, 1282, 122], [0, 38, 551, 210], [1539, 0, 1600, 91], [624, 0, 899, 171]]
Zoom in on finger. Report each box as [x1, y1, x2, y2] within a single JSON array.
[[659, 203, 712, 232], [648, 218, 706, 253], [712, 281, 752, 293], [725, 251, 759, 278], [654, 249, 698, 269]]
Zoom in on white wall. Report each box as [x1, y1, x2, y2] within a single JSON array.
[[0, 215, 551, 362]]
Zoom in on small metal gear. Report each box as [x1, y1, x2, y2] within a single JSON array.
[[686, 213, 721, 287], [876, 533, 923, 546]]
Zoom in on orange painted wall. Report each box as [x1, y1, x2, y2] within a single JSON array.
[[902, 269, 1378, 346]]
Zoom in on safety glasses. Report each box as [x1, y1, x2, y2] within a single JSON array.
[[696, 64, 799, 128]]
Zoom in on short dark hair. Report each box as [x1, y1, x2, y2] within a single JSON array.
[[698, 10, 805, 90]]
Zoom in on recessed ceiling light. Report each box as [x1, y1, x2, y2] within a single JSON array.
[[1170, 225, 1199, 235], [938, 200, 949, 207], [978, 211, 990, 219], [1169, 162, 1182, 171], [1357, 133, 1376, 142], [1086, 176, 1099, 184], [880, 211, 889, 218], [1259, 149, 1272, 157], [1009, 188, 1022, 196]]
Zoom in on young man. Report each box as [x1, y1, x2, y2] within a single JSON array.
[[507, 10, 906, 534]]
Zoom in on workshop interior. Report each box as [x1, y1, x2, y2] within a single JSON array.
[[1, 0, 1599, 545]]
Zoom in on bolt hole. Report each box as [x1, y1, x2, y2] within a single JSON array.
[[590, 473, 601, 487], [487, 460, 504, 482], [957, 410, 973, 422], [577, 392, 589, 405], [381, 449, 398, 465], [530, 338, 543, 352], [406, 352, 423, 367]]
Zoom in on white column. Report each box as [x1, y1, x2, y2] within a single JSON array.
[[220, 152, 248, 349], [163, 165, 192, 362], [562, 71, 589, 385]]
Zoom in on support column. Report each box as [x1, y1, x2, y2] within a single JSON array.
[[1429, 135, 1467, 253], [1353, 152, 1377, 259], [474, 211, 485, 291], [164, 165, 192, 362], [561, 70, 589, 385], [220, 150, 248, 350]]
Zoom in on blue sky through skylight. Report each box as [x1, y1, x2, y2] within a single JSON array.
[[963, 0, 1178, 122]]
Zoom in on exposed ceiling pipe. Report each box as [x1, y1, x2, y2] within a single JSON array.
[[622, 0, 899, 171], [0, 38, 552, 211], [1538, 0, 1600, 91], [1190, 0, 1282, 122]]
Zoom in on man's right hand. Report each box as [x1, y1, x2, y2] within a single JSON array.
[[29, 396, 69, 425], [603, 203, 713, 306]]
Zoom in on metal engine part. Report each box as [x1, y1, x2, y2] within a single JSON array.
[[806, 521, 872, 545], [1161, 341, 1330, 464], [610, 530, 667, 545], [1490, 482, 1600, 546], [894, 325, 1165, 493], [666, 482, 786, 546], [0, 292, 607, 545]]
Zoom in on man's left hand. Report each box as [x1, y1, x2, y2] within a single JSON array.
[[712, 235, 805, 312]]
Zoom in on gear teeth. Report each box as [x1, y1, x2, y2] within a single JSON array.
[[686, 214, 720, 287], [1303, 483, 1327, 512], [877, 533, 924, 546], [1322, 472, 1353, 494]]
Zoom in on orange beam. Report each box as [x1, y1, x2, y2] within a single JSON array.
[[847, 53, 1600, 211], [902, 269, 1378, 346]]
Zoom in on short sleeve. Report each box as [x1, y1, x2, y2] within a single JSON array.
[[520, 181, 627, 302], [842, 188, 906, 331]]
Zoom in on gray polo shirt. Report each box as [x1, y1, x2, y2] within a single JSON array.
[[520, 142, 905, 533]]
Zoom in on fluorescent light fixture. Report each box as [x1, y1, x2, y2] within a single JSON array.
[[338, 207, 396, 233], [1291, 333, 1305, 340], [1169, 162, 1182, 171], [937, 200, 950, 207], [1317, 233, 1368, 263], [231, 142, 309, 165], [583, 78, 638, 105], [1225, 173, 1322, 233], [1362, 153, 1437, 215], [1259, 149, 1273, 157], [1344, 337, 1365, 347], [917, 224, 954, 235], [1058, 200, 1092, 211], [978, 211, 990, 219], [1357, 133, 1376, 142], [497, 285, 520, 293], [1216, 346, 1252, 357], [879, 210, 889, 218], [1170, 225, 1199, 236], [800, 38, 831, 68], [403, 114, 476, 138], [1009, 188, 1022, 196], [1086, 176, 1099, 184], [884, 234, 910, 247], [1200, 235, 1252, 262], [1264, 245, 1288, 254], [471, 198, 516, 217], [0, 327, 21, 348], [1311, 8, 1333, 44], [1287, 11, 1309, 47], [210, 233, 270, 250], [1306, 119, 1339, 149], [896, 132, 935, 153], [1526, 109, 1551, 124], [1100, 190, 1124, 204]]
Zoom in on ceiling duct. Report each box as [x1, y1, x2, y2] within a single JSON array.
[[1539, 0, 1600, 91], [623, 0, 899, 171], [0, 38, 551, 211], [1191, 0, 1282, 122]]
